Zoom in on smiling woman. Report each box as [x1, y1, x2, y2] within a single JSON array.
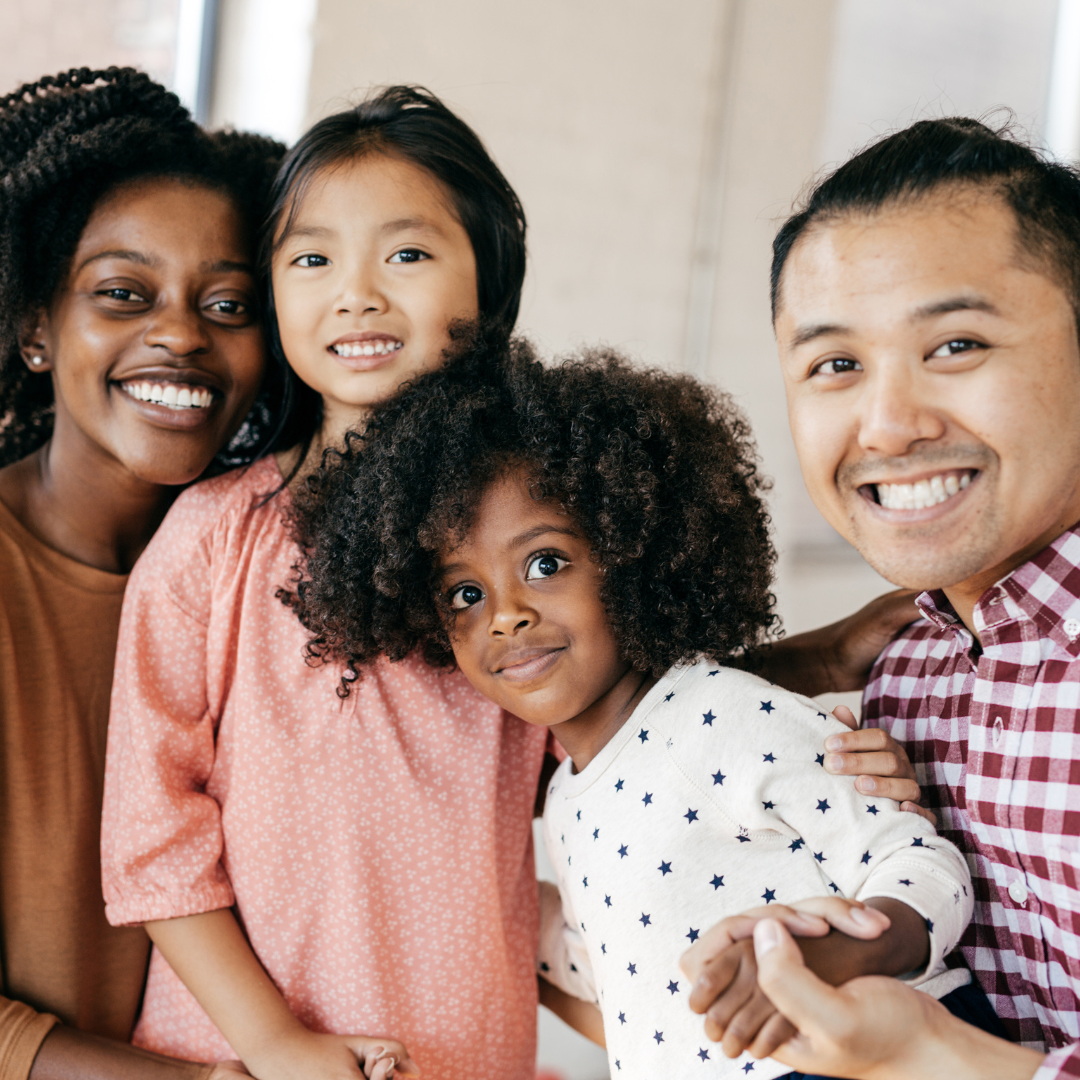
[[0, 67, 283, 1080]]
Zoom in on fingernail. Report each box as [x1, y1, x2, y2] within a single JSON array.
[[824, 736, 843, 751], [856, 776, 876, 793], [754, 919, 782, 957], [824, 754, 844, 772]]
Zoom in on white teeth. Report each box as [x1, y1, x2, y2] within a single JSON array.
[[875, 471, 973, 511], [120, 382, 214, 409], [332, 339, 403, 358]]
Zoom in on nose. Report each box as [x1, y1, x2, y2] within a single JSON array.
[[336, 260, 388, 317], [144, 301, 212, 358], [857, 357, 946, 457], [488, 584, 537, 637]]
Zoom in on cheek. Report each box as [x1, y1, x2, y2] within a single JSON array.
[[788, 393, 850, 497]]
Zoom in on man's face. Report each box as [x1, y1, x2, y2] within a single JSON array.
[[776, 191, 1080, 593]]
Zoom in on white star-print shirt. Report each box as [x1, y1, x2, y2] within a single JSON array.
[[539, 659, 974, 1079]]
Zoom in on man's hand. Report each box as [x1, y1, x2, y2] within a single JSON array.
[[749, 919, 1043, 1080], [825, 707, 934, 824], [680, 898, 892, 1058]]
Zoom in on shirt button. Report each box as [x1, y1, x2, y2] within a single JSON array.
[[1065, 618, 1080, 641], [1008, 879, 1029, 906]]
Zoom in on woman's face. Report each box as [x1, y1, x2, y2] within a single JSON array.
[[25, 176, 266, 485]]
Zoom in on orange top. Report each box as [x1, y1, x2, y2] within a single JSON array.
[[102, 457, 548, 1079], [0, 496, 151, 1079]]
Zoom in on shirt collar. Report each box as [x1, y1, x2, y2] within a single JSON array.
[[915, 521, 1080, 653]]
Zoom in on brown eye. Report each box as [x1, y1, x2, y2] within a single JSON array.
[[814, 358, 861, 375], [929, 339, 982, 357], [526, 554, 566, 580], [450, 584, 484, 610]]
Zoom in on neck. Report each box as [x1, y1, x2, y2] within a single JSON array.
[[0, 427, 173, 575], [943, 514, 1080, 641], [553, 667, 659, 772], [276, 399, 371, 493]]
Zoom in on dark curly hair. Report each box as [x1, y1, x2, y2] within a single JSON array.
[[0, 67, 286, 468], [259, 84, 528, 465], [286, 331, 778, 696]]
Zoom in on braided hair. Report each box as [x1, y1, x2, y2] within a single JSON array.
[[0, 67, 286, 468]]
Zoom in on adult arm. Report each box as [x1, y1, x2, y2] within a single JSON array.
[[29, 1025, 244, 1080], [748, 590, 919, 697], [751, 918, 1043, 1079]]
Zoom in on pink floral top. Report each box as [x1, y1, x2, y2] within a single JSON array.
[[101, 457, 547, 1079]]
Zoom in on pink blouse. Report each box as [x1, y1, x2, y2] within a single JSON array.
[[101, 457, 547, 1079]]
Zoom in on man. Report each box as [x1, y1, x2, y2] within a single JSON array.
[[685, 117, 1080, 1078]]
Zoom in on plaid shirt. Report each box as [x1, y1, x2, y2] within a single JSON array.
[[863, 525, 1080, 1078]]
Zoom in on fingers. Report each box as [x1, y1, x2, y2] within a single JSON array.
[[682, 906, 829, 1005], [824, 729, 917, 781], [357, 1040, 419, 1079], [689, 941, 746, 1016], [780, 896, 891, 940], [902, 800, 937, 825], [747, 1009, 798, 1060], [752, 920, 842, 1032], [832, 704, 858, 730], [854, 774, 923, 804], [718, 988, 781, 1060]]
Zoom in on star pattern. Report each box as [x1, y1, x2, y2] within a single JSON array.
[[538, 659, 964, 1080]]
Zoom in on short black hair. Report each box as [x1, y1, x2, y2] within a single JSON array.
[[284, 331, 778, 697], [771, 116, 1080, 324], [260, 85, 528, 456], [0, 67, 286, 468]]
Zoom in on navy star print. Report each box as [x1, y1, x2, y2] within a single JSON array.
[[743, 1063, 755, 1073], [664, 692, 674, 701], [815, 753, 825, 766], [698, 1048, 710, 1061], [659, 861, 672, 875], [642, 793, 653, 806], [605, 895, 612, 907], [760, 700, 775, 713], [789, 838, 804, 852], [666, 980, 680, 995], [898, 878, 912, 886], [861, 851, 872, 864], [762, 800, 775, 809], [684, 808, 699, 823], [582, 876, 588, 888], [653, 1031, 664, 1044], [707, 669, 720, 676], [618, 1011, 626, 1024], [763, 752, 776, 763], [814, 851, 826, 862], [911, 837, 925, 847], [687, 927, 700, 943], [816, 799, 831, 813], [618, 844, 629, 858], [702, 710, 715, 726], [638, 729, 649, 743], [762, 888, 776, 903], [627, 963, 637, 976], [710, 874, 724, 889], [711, 769, 725, 785], [866, 805, 879, 815], [593, 828, 599, 840], [639, 913, 652, 927], [615, 778, 624, 791]]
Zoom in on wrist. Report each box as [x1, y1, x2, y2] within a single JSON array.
[[874, 1002, 1042, 1080]]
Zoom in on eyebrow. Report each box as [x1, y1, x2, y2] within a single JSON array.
[[204, 258, 253, 275], [438, 523, 581, 578], [789, 294, 1001, 348], [379, 216, 444, 237], [77, 248, 159, 273]]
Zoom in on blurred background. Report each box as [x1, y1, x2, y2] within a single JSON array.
[[4, 1, 1077, 1075]]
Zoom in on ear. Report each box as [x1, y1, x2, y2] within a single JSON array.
[[17, 310, 52, 373]]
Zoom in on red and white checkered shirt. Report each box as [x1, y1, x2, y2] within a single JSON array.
[[863, 524, 1080, 1078]]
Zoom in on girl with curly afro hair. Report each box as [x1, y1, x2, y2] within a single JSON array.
[[0, 67, 283, 1080], [287, 336, 978, 1080]]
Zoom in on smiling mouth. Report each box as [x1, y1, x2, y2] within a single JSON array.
[[495, 647, 565, 683], [331, 339, 403, 359], [119, 380, 215, 410], [865, 469, 975, 511]]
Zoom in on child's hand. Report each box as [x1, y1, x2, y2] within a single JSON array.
[[681, 897, 893, 1058], [247, 1031, 418, 1080]]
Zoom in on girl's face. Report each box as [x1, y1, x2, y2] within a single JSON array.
[[271, 153, 479, 435], [26, 177, 265, 484], [437, 470, 634, 738]]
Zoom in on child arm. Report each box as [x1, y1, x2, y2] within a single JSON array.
[[146, 910, 415, 1080], [537, 978, 605, 1048]]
